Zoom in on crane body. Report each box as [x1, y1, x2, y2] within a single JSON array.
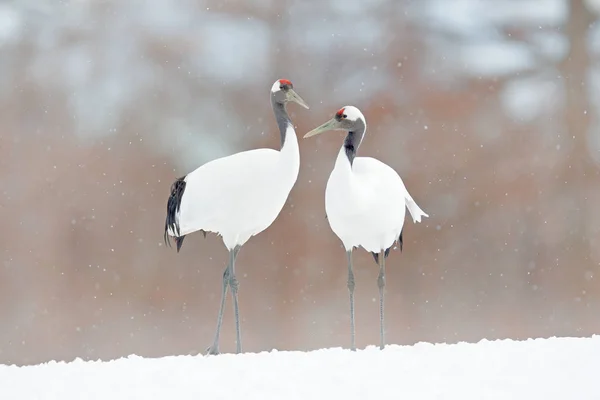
[[164, 79, 308, 355], [304, 106, 428, 351]]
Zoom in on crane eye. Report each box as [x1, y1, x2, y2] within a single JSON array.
[[342, 114, 347, 118], [280, 85, 284, 90]]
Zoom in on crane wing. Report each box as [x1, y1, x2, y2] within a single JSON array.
[[354, 157, 428, 223], [177, 148, 280, 236]]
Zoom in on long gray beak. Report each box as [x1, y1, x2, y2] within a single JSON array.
[[303, 118, 338, 138], [287, 89, 309, 109]]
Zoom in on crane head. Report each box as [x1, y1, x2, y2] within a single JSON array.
[[271, 79, 309, 109], [303, 106, 365, 138]]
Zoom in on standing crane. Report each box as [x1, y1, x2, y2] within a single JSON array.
[[164, 79, 309, 355], [304, 106, 428, 351]]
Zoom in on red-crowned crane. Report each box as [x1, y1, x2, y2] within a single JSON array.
[[304, 106, 428, 351], [164, 79, 309, 355]]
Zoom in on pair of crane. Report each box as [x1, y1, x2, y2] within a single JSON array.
[[164, 79, 428, 355]]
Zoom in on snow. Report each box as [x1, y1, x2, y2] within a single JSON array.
[[1, 336, 599, 399]]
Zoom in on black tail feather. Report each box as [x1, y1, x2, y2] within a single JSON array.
[[164, 176, 187, 251], [371, 230, 403, 265], [398, 229, 403, 252], [371, 247, 390, 265], [175, 236, 186, 252]]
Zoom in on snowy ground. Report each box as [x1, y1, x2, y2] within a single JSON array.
[[1, 336, 598, 400]]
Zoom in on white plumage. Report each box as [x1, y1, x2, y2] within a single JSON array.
[[164, 79, 308, 355], [304, 105, 428, 351], [171, 124, 299, 250], [325, 151, 428, 253]]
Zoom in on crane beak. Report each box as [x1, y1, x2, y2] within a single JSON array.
[[287, 89, 310, 109], [303, 118, 337, 138]]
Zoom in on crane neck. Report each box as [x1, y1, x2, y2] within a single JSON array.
[[343, 119, 366, 166], [270, 98, 300, 184], [271, 99, 293, 150]]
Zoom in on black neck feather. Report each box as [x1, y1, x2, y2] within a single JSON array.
[[271, 99, 291, 149], [343, 119, 366, 166]]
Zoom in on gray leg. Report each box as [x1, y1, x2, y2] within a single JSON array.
[[377, 250, 386, 350], [229, 245, 242, 354], [206, 261, 230, 355], [346, 250, 356, 351]]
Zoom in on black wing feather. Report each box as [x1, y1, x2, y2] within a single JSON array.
[[164, 176, 187, 252], [371, 229, 403, 265]]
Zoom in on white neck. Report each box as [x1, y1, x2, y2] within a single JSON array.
[[279, 123, 300, 178], [334, 145, 353, 172]]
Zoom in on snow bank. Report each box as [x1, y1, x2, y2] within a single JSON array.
[[1, 336, 598, 399]]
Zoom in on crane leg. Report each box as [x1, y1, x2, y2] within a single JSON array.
[[229, 245, 242, 354], [377, 249, 386, 350], [346, 250, 356, 351], [206, 259, 230, 355]]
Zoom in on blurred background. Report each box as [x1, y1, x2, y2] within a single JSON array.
[[1, 0, 599, 366]]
